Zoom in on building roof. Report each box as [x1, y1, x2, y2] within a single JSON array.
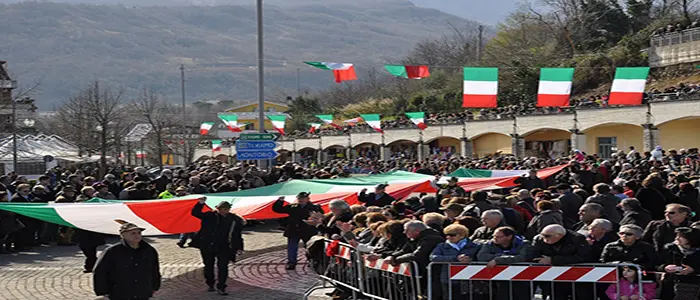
[[224, 100, 289, 112], [0, 134, 98, 162]]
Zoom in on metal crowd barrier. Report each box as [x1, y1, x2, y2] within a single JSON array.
[[427, 262, 645, 300], [303, 238, 423, 300]]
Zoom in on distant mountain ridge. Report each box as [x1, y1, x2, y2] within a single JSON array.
[[0, 1, 481, 108]]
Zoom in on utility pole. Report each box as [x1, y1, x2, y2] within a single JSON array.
[[256, 0, 266, 168], [11, 98, 17, 172], [296, 68, 301, 98], [180, 64, 187, 165], [476, 25, 484, 63]]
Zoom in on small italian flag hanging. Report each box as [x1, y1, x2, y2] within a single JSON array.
[[135, 149, 146, 159], [405, 112, 427, 130], [463, 67, 498, 108], [267, 115, 286, 135], [360, 114, 382, 133], [211, 140, 222, 152], [384, 65, 430, 79], [304, 62, 357, 83], [608, 67, 650, 105], [308, 123, 321, 133], [219, 114, 244, 132], [315, 114, 341, 129], [537, 68, 574, 107], [343, 117, 363, 126], [200, 122, 215, 135]]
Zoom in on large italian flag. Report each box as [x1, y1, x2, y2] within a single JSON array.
[[608, 67, 650, 105], [537, 68, 574, 107], [0, 166, 567, 236], [219, 114, 244, 132], [405, 112, 427, 130], [267, 115, 286, 135], [304, 62, 357, 83], [463, 67, 498, 108]]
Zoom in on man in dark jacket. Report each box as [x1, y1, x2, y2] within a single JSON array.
[[600, 224, 659, 272], [619, 198, 652, 229], [388, 220, 443, 277], [151, 169, 172, 194], [556, 183, 583, 222], [191, 198, 246, 295], [585, 218, 618, 261], [585, 183, 622, 222], [513, 170, 544, 191], [272, 192, 323, 270], [10, 184, 38, 250], [358, 184, 395, 207], [529, 224, 592, 300], [93, 222, 160, 300]]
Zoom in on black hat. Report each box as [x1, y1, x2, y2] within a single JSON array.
[[449, 177, 459, 182], [215, 201, 232, 209], [376, 183, 388, 189], [297, 191, 311, 198]]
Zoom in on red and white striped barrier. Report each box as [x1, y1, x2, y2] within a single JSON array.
[[364, 258, 412, 276], [449, 265, 617, 283], [337, 245, 352, 260]]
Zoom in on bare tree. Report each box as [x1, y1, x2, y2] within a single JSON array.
[[133, 89, 178, 170], [85, 81, 126, 177]]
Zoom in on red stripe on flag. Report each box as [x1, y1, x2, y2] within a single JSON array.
[[127, 199, 207, 234], [608, 92, 643, 105], [274, 128, 285, 135], [333, 66, 357, 83], [512, 266, 551, 281], [417, 122, 427, 130], [200, 129, 209, 135], [463, 94, 497, 108], [599, 269, 618, 283], [537, 94, 570, 107], [470, 265, 509, 280], [450, 265, 467, 278], [405, 66, 430, 79], [554, 267, 594, 281]]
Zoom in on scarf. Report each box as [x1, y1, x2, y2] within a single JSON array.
[[447, 238, 468, 251]]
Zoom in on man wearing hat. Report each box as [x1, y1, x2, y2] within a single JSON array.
[[272, 192, 324, 270], [436, 176, 467, 201], [191, 198, 246, 295], [93, 222, 161, 300], [359, 184, 395, 207]]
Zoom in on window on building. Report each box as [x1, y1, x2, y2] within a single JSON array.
[[598, 137, 618, 159]]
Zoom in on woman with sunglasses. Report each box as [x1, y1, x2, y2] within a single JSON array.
[[601, 224, 659, 273], [429, 224, 481, 300]]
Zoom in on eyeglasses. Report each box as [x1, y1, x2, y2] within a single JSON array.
[[665, 211, 677, 215], [619, 232, 635, 236], [445, 233, 458, 237]]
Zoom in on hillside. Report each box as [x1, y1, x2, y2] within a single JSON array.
[[0, 1, 476, 108]]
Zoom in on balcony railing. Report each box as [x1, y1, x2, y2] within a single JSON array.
[[0, 80, 17, 89], [650, 27, 700, 47]]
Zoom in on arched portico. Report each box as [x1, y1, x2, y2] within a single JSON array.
[[353, 142, 381, 160], [657, 117, 700, 150], [471, 133, 512, 157], [522, 128, 572, 159], [386, 139, 418, 160], [582, 123, 643, 158]]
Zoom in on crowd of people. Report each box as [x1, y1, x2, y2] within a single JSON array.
[[652, 21, 700, 36], [1, 144, 700, 299]]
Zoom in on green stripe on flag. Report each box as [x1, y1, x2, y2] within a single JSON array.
[[315, 114, 333, 121], [540, 68, 574, 81], [0, 203, 74, 227], [613, 67, 650, 80], [267, 115, 286, 122], [360, 114, 380, 122], [463, 67, 498, 81], [405, 112, 424, 119], [304, 62, 331, 70], [385, 65, 408, 78]]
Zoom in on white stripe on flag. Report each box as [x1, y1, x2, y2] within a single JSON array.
[[463, 81, 498, 95], [491, 266, 529, 281], [538, 81, 572, 95], [490, 170, 528, 178], [451, 266, 486, 280], [54, 203, 167, 235], [576, 267, 616, 282], [532, 267, 569, 281], [610, 79, 646, 93]]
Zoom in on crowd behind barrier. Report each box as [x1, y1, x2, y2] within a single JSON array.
[[3, 143, 700, 299]]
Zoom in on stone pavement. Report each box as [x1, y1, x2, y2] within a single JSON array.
[[0, 222, 331, 300]]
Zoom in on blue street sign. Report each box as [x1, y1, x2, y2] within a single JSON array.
[[236, 150, 279, 160], [235, 141, 279, 150]]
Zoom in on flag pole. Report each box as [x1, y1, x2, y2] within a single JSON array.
[[256, 0, 266, 168]]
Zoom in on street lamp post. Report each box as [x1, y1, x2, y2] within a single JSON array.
[[11, 98, 17, 172], [256, 0, 265, 168]]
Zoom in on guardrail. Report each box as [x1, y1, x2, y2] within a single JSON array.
[[651, 27, 700, 47], [427, 262, 646, 300]]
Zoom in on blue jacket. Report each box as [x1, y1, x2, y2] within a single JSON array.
[[430, 238, 481, 282]]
